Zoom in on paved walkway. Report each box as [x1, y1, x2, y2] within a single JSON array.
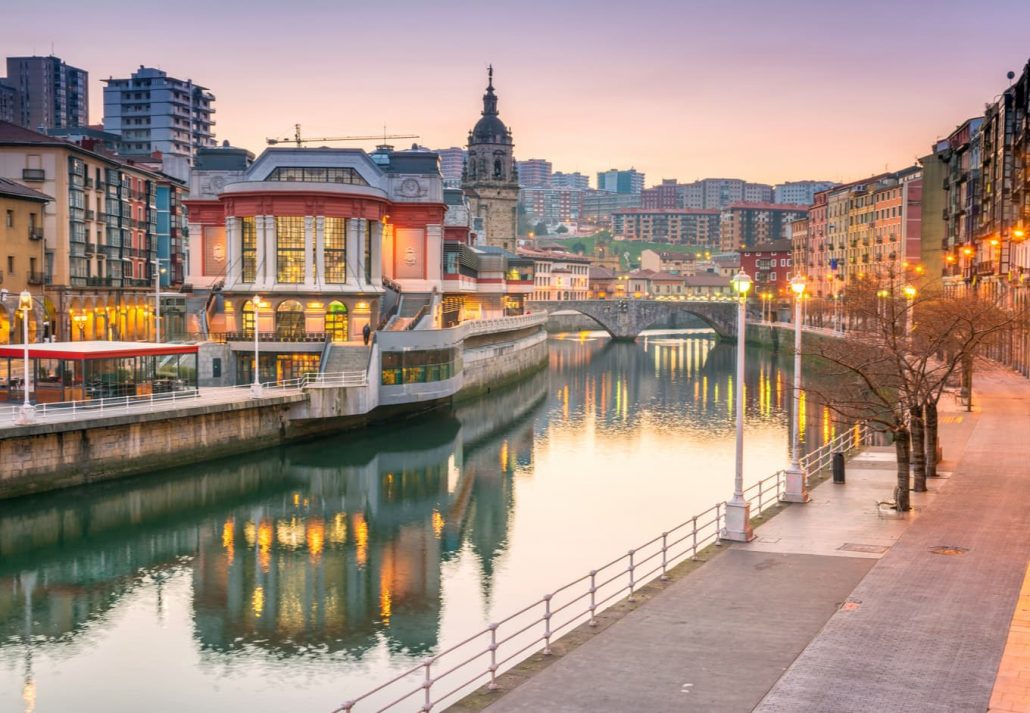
[[477, 371, 1030, 713]]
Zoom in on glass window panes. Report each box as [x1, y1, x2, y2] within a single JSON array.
[[276, 217, 305, 283], [324, 217, 346, 283], [241, 217, 257, 282]]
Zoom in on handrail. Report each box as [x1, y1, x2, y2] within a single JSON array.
[[332, 422, 870, 713]]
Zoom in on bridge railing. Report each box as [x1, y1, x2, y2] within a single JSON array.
[[331, 423, 870, 713]]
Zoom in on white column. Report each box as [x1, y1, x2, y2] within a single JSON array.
[[371, 220, 383, 285], [315, 216, 326, 286], [347, 218, 361, 287], [259, 215, 275, 287], [304, 216, 315, 287], [225, 216, 239, 287]]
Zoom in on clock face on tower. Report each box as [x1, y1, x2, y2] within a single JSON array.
[[399, 178, 421, 197]]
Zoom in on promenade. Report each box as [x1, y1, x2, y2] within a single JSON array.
[[472, 368, 1030, 712]]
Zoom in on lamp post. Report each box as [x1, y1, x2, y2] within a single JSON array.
[[16, 291, 35, 424], [783, 275, 809, 502], [251, 296, 264, 397], [722, 269, 754, 542], [151, 258, 167, 343], [903, 284, 917, 342]]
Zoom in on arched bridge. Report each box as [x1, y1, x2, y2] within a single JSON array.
[[528, 300, 738, 340]]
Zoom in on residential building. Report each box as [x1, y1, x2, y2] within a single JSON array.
[[740, 240, 794, 300], [521, 186, 582, 224], [517, 159, 552, 188], [435, 146, 465, 188], [520, 247, 590, 300], [580, 189, 640, 225], [640, 249, 697, 275], [624, 269, 686, 299], [773, 180, 837, 206], [103, 66, 216, 167], [3, 55, 89, 130], [0, 121, 179, 342], [719, 203, 807, 251], [463, 67, 519, 252], [640, 179, 681, 209], [0, 83, 15, 124], [596, 168, 644, 194], [613, 208, 720, 245], [587, 266, 618, 299], [683, 273, 733, 300], [552, 171, 589, 189], [0, 177, 50, 342], [680, 178, 773, 210]]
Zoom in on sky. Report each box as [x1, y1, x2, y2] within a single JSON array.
[[3, 0, 1030, 186]]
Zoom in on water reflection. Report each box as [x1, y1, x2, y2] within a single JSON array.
[[0, 330, 844, 712]]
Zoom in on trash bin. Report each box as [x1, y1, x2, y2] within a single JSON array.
[[832, 452, 845, 484]]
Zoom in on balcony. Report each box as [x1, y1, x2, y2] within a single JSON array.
[[21, 168, 45, 182], [28, 228, 43, 241], [27, 270, 46, 285], [85, 209, 95, 221], [86, 276, 115, 287]]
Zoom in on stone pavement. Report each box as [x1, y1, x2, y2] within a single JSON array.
[[476, 370, 1030, 713], [989, 565, 1030, 712], [756, 370, 1030, 712]]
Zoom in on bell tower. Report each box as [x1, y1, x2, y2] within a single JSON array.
[[462, 66, 520, 252]]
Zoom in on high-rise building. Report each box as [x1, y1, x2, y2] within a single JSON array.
[[2, 55, 89, 130], [462, 67, 519, 251], [640, 179, 681, 209], [719, 203, 808, 251], [520, 186, 582, 224], [680, 178, 773, 209], [435, 146, 465, 188], [103, 66, 215, 164], [552, 171, 589, 189], [613, 208, 721, 246], [774, 180, 837, 205], [517, 159, 552, 188], [596, 168, 644, 194], [0, 83, 16, 124]]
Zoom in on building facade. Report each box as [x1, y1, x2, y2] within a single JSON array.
[[521, 247, 590, 301], [640, 179, 681, 209], [681, 178, 773, 210], [552, 171, 589, 189], [613, 208, 721, 245], [740, 240, 793, 299], [0, 178, 50, 342], [719, 203, 807, 251], [517, 159, 552, 188], [103, 66, 216, 165], [2, 55, 88, 130], [773, 180, 837, 206], [462, 68, 519, 252], [521, 186, 582, 225], [435, 147, 466, 189], [596, 168, 644, 194]]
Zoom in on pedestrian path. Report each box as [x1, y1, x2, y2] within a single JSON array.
[[989, 565, 1030, 712], [473, 371, 1030, 713]]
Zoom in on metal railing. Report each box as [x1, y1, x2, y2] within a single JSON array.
[[333, 423, 870, 713], [231, 370, 368, 392]]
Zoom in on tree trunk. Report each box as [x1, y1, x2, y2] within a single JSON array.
[[894, 426, 911, 511], [961, 353, 974, 412], [910, 404, 927, 492], [925, 399, 939, 478]]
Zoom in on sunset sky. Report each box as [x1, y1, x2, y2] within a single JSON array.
[[4, 0, 1030, 186]]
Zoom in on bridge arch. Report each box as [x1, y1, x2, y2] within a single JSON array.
[[528, 300, 738, 341]]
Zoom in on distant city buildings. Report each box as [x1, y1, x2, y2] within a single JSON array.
[[596, 168, 644, 194], [1, 55, 88, 130], [102, 66, 215, 168], [552, 171, 589, 189], [435, 146, 465, 188], [773, 180, 837, 205], [719, 203, 807, 251], [517, 158, 552, 188], [613, 208, 720, 246], [640, 179, 680, 210], [681, 178, 773, 210]]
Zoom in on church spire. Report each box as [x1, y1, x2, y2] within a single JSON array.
[[482, 64, 498, 116]]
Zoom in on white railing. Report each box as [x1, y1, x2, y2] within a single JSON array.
[[463, 313, 548, 337], [332, 423, 870, 713], [232, 371, 368, 392]]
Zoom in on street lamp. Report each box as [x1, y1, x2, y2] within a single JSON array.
[[783, 275, 809, 502], [723, 269, 754, 542], [903, 284, 917, 341], [152, 258, 166, 343], [16, 291, 34, 424], [251, 296, 264, 398]]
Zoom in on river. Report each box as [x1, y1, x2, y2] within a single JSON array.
[[0, 329, 843, 712]]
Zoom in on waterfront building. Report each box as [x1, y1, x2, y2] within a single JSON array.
[[102, 66, 216, 166], [719, 202, 807, 251], [0, 177, 50, 342], [640, 249, 698, 275], [613, 208, 720, 245], [462, 67, 520, 252], [0, 121, 181, 343], [640, 179, 682, 209], [587, 266, 618, 299], [739, 240, 793, 299], [681, 178, 773, 210], [552, 171, 589, 190], [435, 146, 466, 188], [185, 143, 451, 379], [517, 159, 552, 188], [596, 168, 644, 194], [520, 247, 590, 300], [683, 272, 733, 300], [625, 269, 685, 299], [2, 55, 89, 130], [773, 180, 837, 206]]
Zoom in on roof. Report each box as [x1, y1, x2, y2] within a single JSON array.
[[0, 340, 199, 360], [517, 247, 591, 263], [747, 239, 793, 253], [0, 177, 51, 203], [684, 273, 732, 287], [589, 266, 615, 279], [0, 121, 70, 146], [723, 202, 809, 212], [613, 208, 721, 216]]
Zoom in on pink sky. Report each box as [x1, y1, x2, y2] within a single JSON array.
[[3, 0, 1029, 186]]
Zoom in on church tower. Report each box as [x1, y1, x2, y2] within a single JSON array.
[[463, 66, 519, 252]]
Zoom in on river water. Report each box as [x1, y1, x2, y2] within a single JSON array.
[[0, 329, 842, 712]]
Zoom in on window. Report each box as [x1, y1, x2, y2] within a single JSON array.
[[6, 256, 12, 274], [364, 220, 373, 283], [275, 300, 305, 339], [266, 166, 368, 185], [241, 217, 257, 282], [324, 217, 346, 282], [4, 210, 11, 227], [276, 216, 305, 283], [325, 302, 348, 342]]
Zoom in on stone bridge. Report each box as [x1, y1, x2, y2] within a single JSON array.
[[528, 300, 738, 340]]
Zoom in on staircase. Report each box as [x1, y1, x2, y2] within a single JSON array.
[[323, 344, 372, 374], [385, 293, 433, 331]]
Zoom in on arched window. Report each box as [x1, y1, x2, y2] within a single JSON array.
[[276, 300, 305, 340], [325, 301, 348, 343], [242, 300, 257, 337], [494, 158, 502, 179]]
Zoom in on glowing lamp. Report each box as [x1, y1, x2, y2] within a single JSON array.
[[790, 274, 806, 296], [903, 285, 917, 299], [731, 270, 752, 296], [990, 238, 1000, 247], [1014, 229, 1026, 240], [18, 291, 32, 314]]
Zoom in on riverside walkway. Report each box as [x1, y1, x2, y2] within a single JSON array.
[[472, 369, 1030, 712]]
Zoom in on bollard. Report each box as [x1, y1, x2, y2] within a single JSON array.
[[832, 452, 845, 484]]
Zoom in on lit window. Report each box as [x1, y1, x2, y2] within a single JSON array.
[[241, 217, 257, 282], [276, 216, 305, 283], [324, 217, 346, 283]]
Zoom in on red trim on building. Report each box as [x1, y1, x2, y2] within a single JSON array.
[[0, 344, 199, 360], [184, 199, 226, 226], [220, 191, 389, 220]]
